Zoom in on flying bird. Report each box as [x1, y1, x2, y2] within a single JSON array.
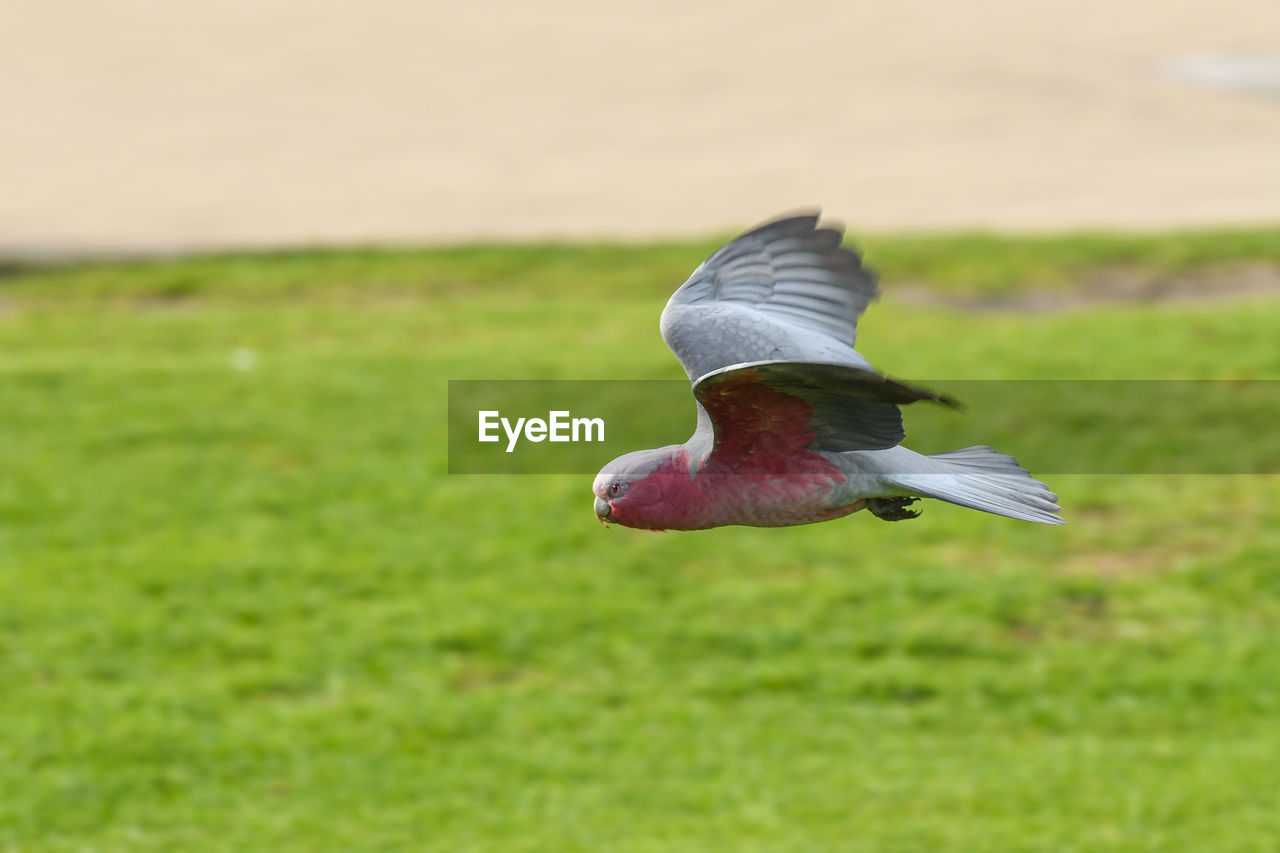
[[592, 211, 1064, 531]]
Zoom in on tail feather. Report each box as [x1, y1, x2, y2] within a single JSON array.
[[886, 445, 1064, 525]]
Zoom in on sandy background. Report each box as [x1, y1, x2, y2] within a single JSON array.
[[3, 0, 1280, 254]]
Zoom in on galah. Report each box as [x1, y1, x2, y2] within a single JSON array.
[[592, 211, 1064, 530]]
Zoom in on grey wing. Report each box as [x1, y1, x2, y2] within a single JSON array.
[[659, 211, 880, 382]]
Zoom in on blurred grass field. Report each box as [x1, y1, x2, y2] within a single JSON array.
[[2, 231, 1280, 851]]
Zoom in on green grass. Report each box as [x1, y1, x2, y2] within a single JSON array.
[[2, 232, 1280, 851]]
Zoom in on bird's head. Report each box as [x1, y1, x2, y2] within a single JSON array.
[[592, 446, 690, 530]]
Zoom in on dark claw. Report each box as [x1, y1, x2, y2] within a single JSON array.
[[868, 497, 922, 522]]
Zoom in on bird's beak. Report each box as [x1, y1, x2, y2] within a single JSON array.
[[594, 496, 611, 525]]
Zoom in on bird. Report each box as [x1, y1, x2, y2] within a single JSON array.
[[591, 211, 1064, 531]]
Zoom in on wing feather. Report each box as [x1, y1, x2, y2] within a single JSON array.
[[692, 361, 958, 456], [660, 211, 879, 382]]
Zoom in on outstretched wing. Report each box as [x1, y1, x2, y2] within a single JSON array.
[[692, 361, 958, 457], [660, 211, 879, 383]]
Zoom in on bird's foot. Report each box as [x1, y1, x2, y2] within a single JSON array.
[[868, 497, 922, 521]]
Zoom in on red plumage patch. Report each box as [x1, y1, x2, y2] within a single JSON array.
[[695, 369, 819, 468]]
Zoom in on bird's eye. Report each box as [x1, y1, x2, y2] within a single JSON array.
[[609, 482, 623, 495]]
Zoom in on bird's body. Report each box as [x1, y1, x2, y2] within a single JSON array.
[[595, 445, 858, 531], [593, 211, 1063, 531]]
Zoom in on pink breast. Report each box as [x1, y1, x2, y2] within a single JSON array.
[[692, 451, 852, 527]]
